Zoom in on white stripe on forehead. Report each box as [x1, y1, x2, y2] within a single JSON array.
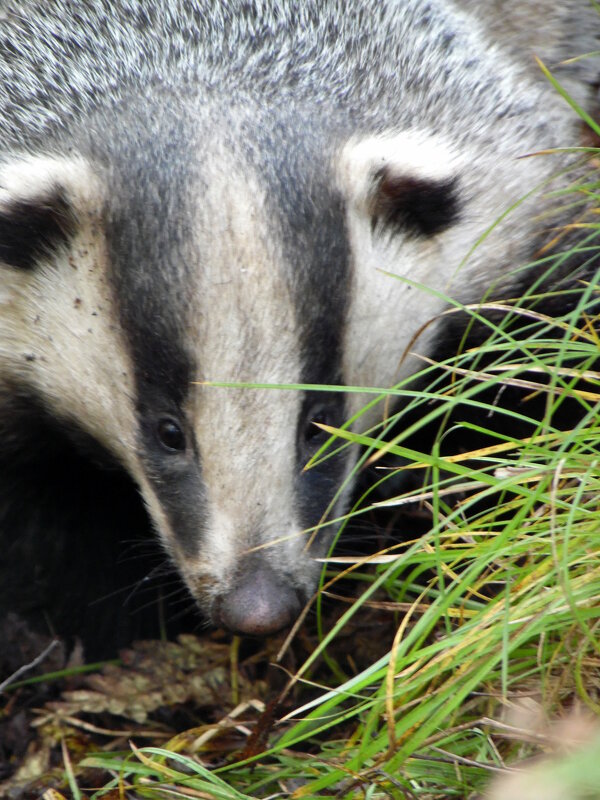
[[183, 140, 306, 580]]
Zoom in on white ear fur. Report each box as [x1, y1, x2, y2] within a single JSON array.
[[337, 131, 462, 214], [334, 132, 464, 426], [0, 154, 99, 210]]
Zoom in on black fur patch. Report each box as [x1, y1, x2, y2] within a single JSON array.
[[99, 108, 206, 558], [296, 388, 349, 542], [0, 386, 192, 659], [259, 111, 351, 541], [370, 169, 460, 238], [0, 190, 75, 270]]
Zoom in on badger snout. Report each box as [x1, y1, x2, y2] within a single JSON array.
[[213, 559, 303, 636]]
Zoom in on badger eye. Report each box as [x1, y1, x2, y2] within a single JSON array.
[[156, 418, 186, 452], [304, 407, 333, 444]]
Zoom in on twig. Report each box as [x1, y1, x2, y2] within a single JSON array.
[[0, 639, 59, 693]]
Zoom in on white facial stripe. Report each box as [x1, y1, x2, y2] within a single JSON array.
[[178, 143, 316, 597], [337, 128, 571, 425], [0, 155, 141, 474], [337, 132, 460, 422]]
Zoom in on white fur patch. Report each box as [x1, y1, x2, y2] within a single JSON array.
[[0, 154, 96, 208], [336, 126, 574, 426], [0, 154, 148, 482], [175, 138, 319, 600], [337, 131, 463, 423]]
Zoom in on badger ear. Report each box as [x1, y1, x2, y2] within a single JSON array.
[[338, 132, 462, 239], [368, 169, 460, 238], [0, 155, 95, 270]]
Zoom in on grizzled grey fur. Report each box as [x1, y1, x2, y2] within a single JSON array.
[[0, 1, 598, 646], [1, 1, 598, 148]]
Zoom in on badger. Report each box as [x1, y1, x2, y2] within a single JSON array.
[[0, 1, 598, 650]]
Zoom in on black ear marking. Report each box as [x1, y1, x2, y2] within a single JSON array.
[[0, 189, 76, 270], [369, 168, 460, 238]]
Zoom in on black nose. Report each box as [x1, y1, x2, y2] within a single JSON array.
[[214, 562, 302, 636]]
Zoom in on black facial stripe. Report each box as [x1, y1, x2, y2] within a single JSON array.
[[294, 184, 349, 386], [105, 216, 203, 555], [139, 432, 207, 558], [262, 127, 350, 387], [295, 388, 348, 539], [102, 132, 194, 408], [0, 191, 76, 270], [258, 116, 351, 537], [98, 114, 206, 556]]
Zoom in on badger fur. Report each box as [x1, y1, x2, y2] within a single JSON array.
[[0, 1, 598, 648]]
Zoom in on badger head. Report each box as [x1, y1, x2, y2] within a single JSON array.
[[0, 101, 560, 636]]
